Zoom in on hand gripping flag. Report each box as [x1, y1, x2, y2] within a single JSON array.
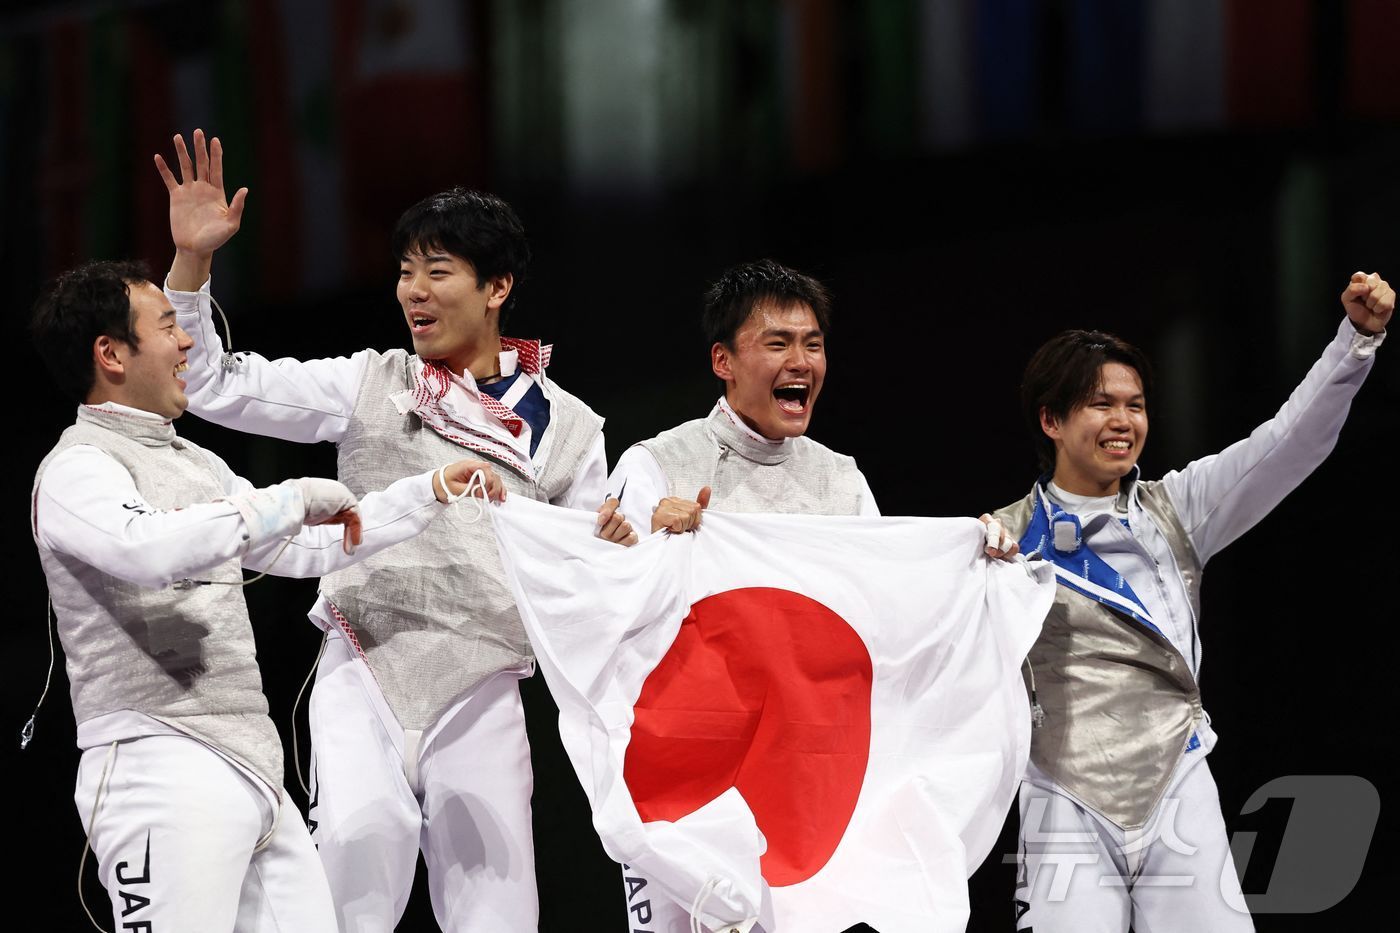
[[490, 496, 1054, 933]]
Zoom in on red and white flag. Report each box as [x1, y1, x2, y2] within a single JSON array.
[[491, 497, 1054, 932]]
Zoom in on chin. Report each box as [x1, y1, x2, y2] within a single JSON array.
[[772, 420, 810, 439]]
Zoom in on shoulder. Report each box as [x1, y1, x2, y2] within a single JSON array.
[[539, 376, 601, 419], [991, 489, 1037, 535], [636, 417, 709, 451], [791, 434, 858, 470]]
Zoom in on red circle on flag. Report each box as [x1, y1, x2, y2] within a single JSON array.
[[623, 587, 874, 887]]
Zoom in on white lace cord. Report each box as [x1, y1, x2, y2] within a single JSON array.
[[1025, 659, 1046, 728], [688, 876, 721, 933], [252, 794, 283, 855], [20, 597, 56, 749], [292, 632, 330, 798], [78, 740, 119, 933], [209, 294, 240, 373], [172, 534, 295, 590], [437, 466, 489, 522]]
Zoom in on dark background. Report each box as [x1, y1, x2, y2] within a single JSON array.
[[4, 1, 1397, 930]]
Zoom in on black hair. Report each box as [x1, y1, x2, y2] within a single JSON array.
[[391, 188, 531, 329], [701, 259, 832, 349], [1020, 329, 1155, 473], [30, 259, 153, 402]]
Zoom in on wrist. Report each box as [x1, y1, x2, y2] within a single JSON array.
[[168, 249, 213, 293]]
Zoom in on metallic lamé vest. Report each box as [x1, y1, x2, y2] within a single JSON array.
[[637, 406, 863, 515], [33, 407, 283, 790], [320, 349, 603, 730], [994, 481, 1203, 829]]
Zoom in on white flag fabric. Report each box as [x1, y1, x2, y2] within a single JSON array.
[[490, 496, 1054, 933]]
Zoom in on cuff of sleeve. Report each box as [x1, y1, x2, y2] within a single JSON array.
[[1348, 323, 1385, 359], [417, 469, 447, 508], [224, 479, 304, 550]]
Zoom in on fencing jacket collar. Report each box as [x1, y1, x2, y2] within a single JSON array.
[[78, 402, 177, 447], [1018, 471, 1161, 633], [708, 397, 790, 466]]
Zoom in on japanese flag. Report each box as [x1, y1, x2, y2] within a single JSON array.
[[490, 496, 1054, 932]]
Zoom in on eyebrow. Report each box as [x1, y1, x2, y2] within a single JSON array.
[[760, 327, 824, 340], [158, 309, 177, 322]]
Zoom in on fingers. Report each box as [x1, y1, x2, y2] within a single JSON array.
[[345, 512, 362, 553], [323, 509, 361, 555], [441, 461, 506, 502], [596, 497, 619, 525], [649, 497, 703, 534], [209, 135, 225, 191], [174, 133, 193, 184], [193, 127, 209, 182], [980, 514, 1020, 559], [227, 187, 249, 228], [153, 153, 178, 191], [598, 511, 635, 545], [696, 486, 713, 510], [1366, 278, 1394, 312], [1342, 272, 1395, 331]]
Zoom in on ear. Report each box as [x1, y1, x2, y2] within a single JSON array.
[[93, 335, 126, 382], [711, 342, 734, 382], [484, 273, 514, 311], [1038, 406, 1062, 441]]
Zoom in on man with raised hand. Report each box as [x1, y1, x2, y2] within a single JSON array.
[[30, 257, 502, 933], [993, 273, 1391, 932], [156, 129, 634, 932]]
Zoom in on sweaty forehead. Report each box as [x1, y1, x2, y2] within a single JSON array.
[[740, 301, 821, 336], [1095, 362, 1145, 397]]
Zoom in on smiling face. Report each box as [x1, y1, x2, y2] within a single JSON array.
[[397, 248, 510, 376], [1041, 362, 1148, 496], [98, 282, 193, 419], [712, 302, 826, 440]]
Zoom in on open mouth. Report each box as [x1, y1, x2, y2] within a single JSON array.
[[1100, 439, 1132, 454], [409, 313, 437, 332], [174, 362, 189, 376], [773, 382, 811, 414]]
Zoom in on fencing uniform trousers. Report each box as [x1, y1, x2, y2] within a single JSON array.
[[74, 734, 335, 933], [1015, 757, 1253, 933], [307, 635, 538, 933]]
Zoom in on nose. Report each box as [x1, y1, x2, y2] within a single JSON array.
[[785, 345, 814, 372], [175, 324, 194, 350], [400, 273, 428, 302]]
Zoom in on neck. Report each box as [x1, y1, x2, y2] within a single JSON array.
[[1049, 471, 1121, 498], [85, 391, 174, 421], [437, 336, 503, 381], [723, 397, 789, 443]]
